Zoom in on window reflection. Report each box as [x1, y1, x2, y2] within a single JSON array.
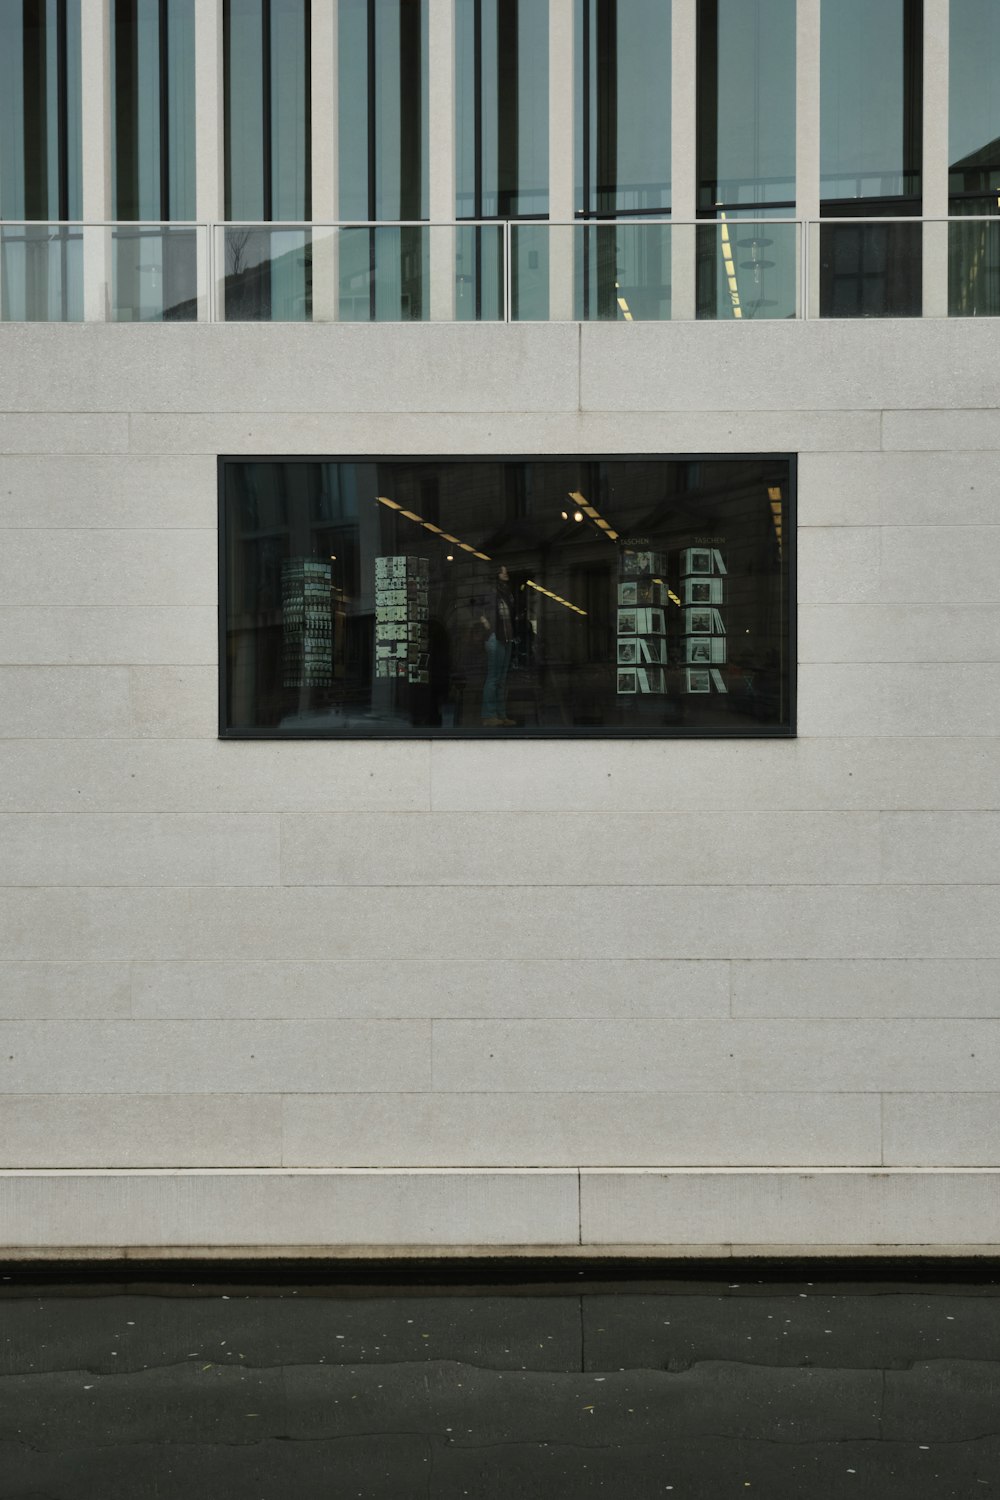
[[112, 0, 196, 322], [821, 0, 922, 205], [575, 0, 672, 320], [224, 0, 311, 320], [222, 458, 793, 738], [339, 0, 428, 321], [949, 0, 1000, 315], [0, 0, 83, 321], [697, 0, 795, 213], [456, 0, 549, 320], [819, 0, 922, 317]]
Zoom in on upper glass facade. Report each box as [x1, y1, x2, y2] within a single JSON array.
[[223, 0, 311, 320], [575, 0, 671, 217], [819, 0, 923, 318], [4, 2, 1000, 324], [0, 0, 83, 320], [455, 0, 549, 320], [111, 0, 196, 322], [948, 0, 1000, 314], [456, 0, 548, 220], [575, 0, 672, 320], [696, 0, 797, 322], [225, 0, 311, 222], [950, 0, 1000, 203], [112, 0, 195, 221], [0, 0, 82, 220], [820, 0, 923, 207], [222, 455, 793, 739], [339, 0, 428, 319], [697, 0, 795, 214]]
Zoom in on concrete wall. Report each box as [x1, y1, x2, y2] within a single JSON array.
[[1, 318, 999, 1256]]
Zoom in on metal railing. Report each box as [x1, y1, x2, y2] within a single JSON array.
[[0, 217, 997, 323]]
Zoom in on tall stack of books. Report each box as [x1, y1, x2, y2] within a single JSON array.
[[680, 546, 727, 693], [616, 544, 668, 695], [281, 558, 333, 688], [374, 556, 430, 686]]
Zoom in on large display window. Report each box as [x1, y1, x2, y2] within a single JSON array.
[[220, 455, 795, 738]]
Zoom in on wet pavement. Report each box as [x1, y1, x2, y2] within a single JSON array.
[[1, 1261, 998, 1498]]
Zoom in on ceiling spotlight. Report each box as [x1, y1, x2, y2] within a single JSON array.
[[574, 510, 584, 523], [561, 509, 569, 520], [446, 553, 454, 561]]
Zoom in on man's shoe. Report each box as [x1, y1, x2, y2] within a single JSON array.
[[481, 716, 503, 726]]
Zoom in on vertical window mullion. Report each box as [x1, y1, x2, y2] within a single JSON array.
[[695, 0, 717, 214], [367, 0, 376, 317], [903, 0, 924, 201], [595, 0, 616, 216], [398, 0, 422, 220], [56, 0, 69, 219], [261, 0, 272, 219], [497, 0, 518, 217], [23, 0, 48, 219], [159, 0, 170, 219]]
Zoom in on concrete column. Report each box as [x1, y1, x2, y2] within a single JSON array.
[[428, 0, 456, 321], [796, 0, 821, 317], [195, 0, 225, 320], [548, 0, 575, 322], [922, 0, 950, 318], [80, 0, 112, 321], [670, 0, 697, 320], [311, 0, 339, 321]]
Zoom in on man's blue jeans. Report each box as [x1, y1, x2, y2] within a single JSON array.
[[482, 633, 512, 721]]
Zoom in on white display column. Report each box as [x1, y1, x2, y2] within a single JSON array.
[[796, 0, 821, 317], [311, 0, 339, 322], [670, 0, 697, 320], [429, 0, 456, 321], [548, 0, 575, 322], [81, 0, 112, 321], [923, 0, 950, 318], [195, 0, 225, 320]]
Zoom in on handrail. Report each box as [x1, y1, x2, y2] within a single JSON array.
[[2, 217, 997, 323], [2, 216, 999, 228]]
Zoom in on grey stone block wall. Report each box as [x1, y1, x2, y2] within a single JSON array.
[[1, 319, 998, 1254]]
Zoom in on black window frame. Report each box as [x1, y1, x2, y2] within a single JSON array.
[[217, 451, 797, 741]]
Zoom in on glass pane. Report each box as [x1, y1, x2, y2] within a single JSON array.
[[167, 0, 196, 218], [949, 218, 1000, 316], [697, 215, 798, 320], [697, 0, 795, 212], [64, 0, 83, 218], [576, 0, 672, 217], [112, 226, 199, 321], [223, 226, 313, 320], [271, 0, 310, 220], [818, 221, 922, 317], [337, 225, 427, 321], [575, 222, 671, 320], [820, 0, 922, 206], [339, 0, 428, 221], [949, 0, 1000, 201], [1, 225, 83, 321], [0, 1, 82, 220], [455, 225, 505, 320], [456, 0, 549, 220], [511, 222, 549, 320], [112, 0, 196, 223], [222, 457, 792, 736], [226, 0, 266, 220]]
